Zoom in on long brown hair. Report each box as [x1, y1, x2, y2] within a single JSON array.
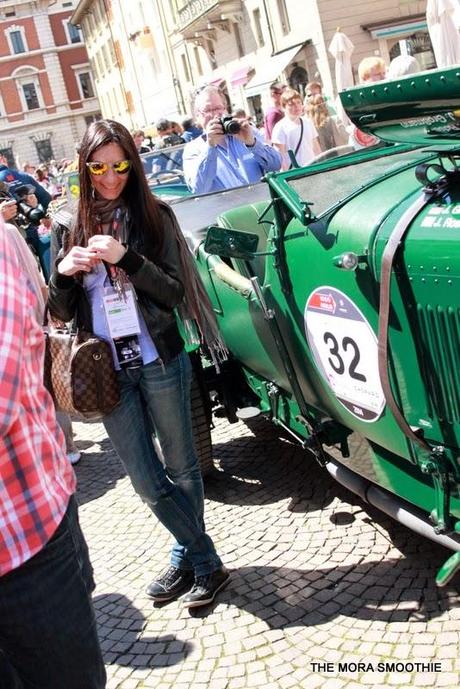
[[304, 94, 330, 129], [70, 119, 162, 255]]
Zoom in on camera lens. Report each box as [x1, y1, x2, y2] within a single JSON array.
[[226, 119, 241, 135], [221, 117, 241, 135]]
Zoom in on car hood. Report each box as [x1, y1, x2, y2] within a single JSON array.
[[341, 66, 460, 148]]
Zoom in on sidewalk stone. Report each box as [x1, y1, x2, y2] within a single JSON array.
[[72, 417, 460, 689], [436, 673, 460, 687], [413, 673, 438, 686]]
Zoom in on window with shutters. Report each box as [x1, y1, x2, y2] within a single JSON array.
[[114, 41, 124, 69], [7, 28, 27, 54], [66, 21, 82, 44]]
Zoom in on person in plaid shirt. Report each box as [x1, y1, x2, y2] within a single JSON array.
[[0, 218, 106, 688]]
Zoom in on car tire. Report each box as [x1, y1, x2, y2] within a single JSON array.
[[190, 370, 214, 477]]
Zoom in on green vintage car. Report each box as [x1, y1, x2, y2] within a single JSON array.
[[173, 67, 460, 586]]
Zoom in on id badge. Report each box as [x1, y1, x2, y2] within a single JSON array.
[[103, 287, 144, 369], [103, 287, 141, 339]]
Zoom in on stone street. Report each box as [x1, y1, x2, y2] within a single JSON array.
[[74, 415, 460, 689]]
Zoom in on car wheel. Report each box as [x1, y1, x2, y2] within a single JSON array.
[[190, 370, 214, 477]]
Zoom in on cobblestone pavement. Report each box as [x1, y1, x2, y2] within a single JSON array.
[[73, 415, 460, 689]]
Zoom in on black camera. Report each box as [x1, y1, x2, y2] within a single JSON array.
[[220, 116, 241, 135], [17, 202, 45, 227]]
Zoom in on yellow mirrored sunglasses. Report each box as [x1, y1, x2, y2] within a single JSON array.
[[86, 159, 132, 176]]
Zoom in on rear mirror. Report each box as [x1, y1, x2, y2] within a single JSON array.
[[204, 226, 259, 259]]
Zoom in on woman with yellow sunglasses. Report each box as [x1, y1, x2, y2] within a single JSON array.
[[47, 119, 229, 608]]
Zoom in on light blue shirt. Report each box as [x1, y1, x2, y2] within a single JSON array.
[[84, 263, 158, 370], [183, 133, 281, 194]]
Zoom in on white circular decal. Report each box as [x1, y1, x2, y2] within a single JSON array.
[[305, 286, 385, 422]]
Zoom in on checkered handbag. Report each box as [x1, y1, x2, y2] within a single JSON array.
[[44, 328, 120, 419]]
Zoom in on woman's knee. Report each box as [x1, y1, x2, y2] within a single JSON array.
[[134, 477, 175, 507]]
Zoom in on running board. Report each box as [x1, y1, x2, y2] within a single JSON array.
[[325, 458, 460, 586]]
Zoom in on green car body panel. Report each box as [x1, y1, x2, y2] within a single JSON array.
[[173, 67, 460, 583]]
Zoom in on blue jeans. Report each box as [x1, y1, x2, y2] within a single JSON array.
[[0, 497, 106, 689], [103, 350, 221, 577]]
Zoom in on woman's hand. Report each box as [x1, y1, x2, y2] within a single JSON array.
[[88, 234, 127, 265], [57, 246, 99, 276]]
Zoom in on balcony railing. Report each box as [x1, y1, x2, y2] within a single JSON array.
[[177, 0, 218, 31], [175, 0, 241, 34]]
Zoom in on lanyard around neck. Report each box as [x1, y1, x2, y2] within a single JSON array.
[[99, 208, 124, 291]]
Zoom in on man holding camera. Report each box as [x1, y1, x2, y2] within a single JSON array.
[[183, 86, 281, 194], [0, 154, 51, 210], [15, 184, 51, 281]]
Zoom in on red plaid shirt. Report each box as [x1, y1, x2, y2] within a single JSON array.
[[0, 222, 75, 576]]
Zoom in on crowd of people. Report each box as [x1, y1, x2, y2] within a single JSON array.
[[137, 79, 349, 192], [1, 51, 419, 230], [140, 54, 419, 194], [132, 116, 203, 154], [181, 52, 422, 190], [0, 155, 55, 283]]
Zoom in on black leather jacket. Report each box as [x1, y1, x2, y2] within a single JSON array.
[[47, 204, 185, 364]]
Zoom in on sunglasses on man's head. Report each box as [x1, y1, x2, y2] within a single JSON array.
[[86, 159, 132, 176]]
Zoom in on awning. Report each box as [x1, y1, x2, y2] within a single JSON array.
[[230, 66, 251, 86], [244, 43, 305, 97], [362, 13, 428, 39]]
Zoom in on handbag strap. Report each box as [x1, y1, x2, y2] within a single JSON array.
[[294, 118, 304, 158], [288, 118, 304, 169], [43, 304, 75, 332]]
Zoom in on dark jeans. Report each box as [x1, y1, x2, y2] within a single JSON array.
[[0, 497, 106, 689], [103, 350, 222, 576]]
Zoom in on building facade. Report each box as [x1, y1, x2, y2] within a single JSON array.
[[71, 1, 437, 129], [165, 0, 436, 121], [72, 0, 180, 131], [0, 0, 101, 168]]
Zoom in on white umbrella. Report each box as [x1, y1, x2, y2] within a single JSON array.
[[328, 30, 354, 126], [328, 30, 355, 92], [426, 0, 460, 67]]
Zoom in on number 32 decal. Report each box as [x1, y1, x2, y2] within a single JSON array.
[[323, 332, 366, 382], [305, 286, 385, 422]]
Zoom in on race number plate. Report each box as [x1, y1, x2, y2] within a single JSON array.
[[305, 286, 385, 422]]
